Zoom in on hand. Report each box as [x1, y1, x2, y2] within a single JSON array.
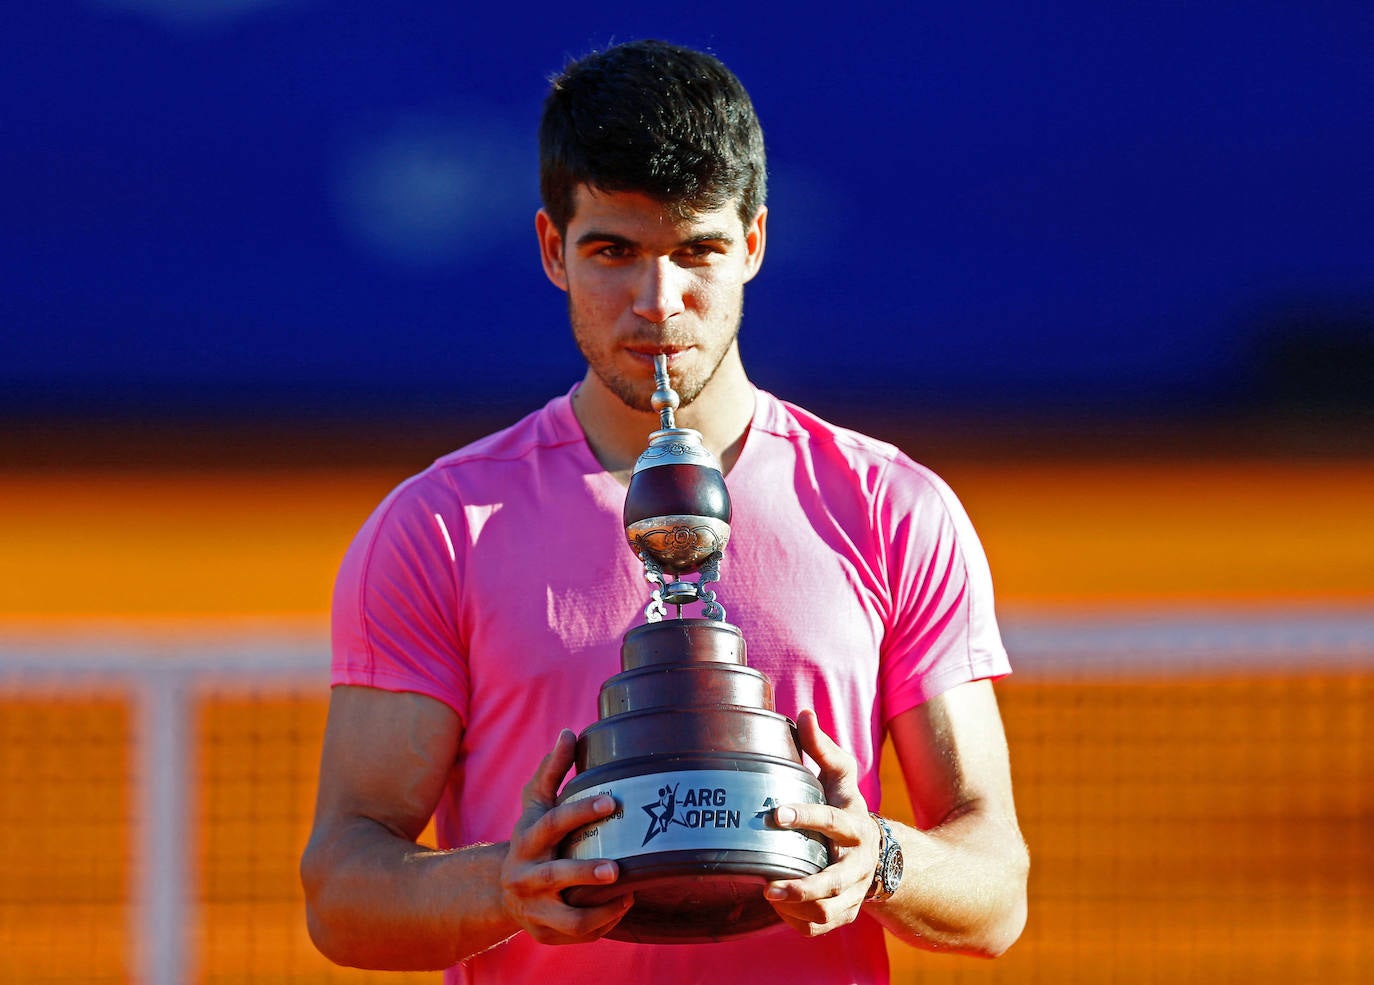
[[764, 710, 881, 937], [499, 729, 633, 944]]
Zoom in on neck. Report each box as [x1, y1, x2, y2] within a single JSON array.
[[571, 349, 754, 485]]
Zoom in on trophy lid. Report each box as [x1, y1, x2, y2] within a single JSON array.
[[631, 427, 723, 474], [625, 356, 732, 617]]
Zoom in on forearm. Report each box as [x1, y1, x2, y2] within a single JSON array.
[[869, 809, 1028, 957], [301, 815, 518, 970]]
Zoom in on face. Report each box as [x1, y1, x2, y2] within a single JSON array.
[[537, 186, 766, 412]]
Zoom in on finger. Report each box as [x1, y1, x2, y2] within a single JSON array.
[[517, 729, 578, 822], [572, 892, 636, 940], [765, 852, 867, 903], [513, 856, 623, 894], [768, 896, 863, 939], [518, 892, 633, 946], [503, 858, 633, 944], [765, 875, 828, 905], [765, 873, 863, 936], [772, 802, 865, 848], [765, 867, 868, 938], [513, 793, 621, 861], [528, 892, 635, 945], [795, 710, 862, 807]]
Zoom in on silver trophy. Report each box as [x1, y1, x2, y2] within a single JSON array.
[[558, 356, 829, 943]]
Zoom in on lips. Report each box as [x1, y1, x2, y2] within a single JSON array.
[[625, 342, 691, 354], [625, 345, 692, 365]]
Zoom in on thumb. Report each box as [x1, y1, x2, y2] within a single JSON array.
[[516, 728, 577, 828], [796, 710, 861, 808]]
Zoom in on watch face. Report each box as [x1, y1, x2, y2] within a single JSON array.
[[885, 850, 903, 890]]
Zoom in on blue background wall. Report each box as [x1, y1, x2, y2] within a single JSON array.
[[4, 2, 1371, 428]]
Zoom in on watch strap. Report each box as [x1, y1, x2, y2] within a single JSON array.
[[865, 813, 897, 902]]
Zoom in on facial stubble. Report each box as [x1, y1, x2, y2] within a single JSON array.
[[567, 290, 743, 414]]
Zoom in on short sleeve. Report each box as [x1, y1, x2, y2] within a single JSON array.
[[875, 455, 1010, 723], [330, 472, 471, 724]]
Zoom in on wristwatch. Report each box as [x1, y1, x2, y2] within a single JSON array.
[[865, 813, 904, 903]]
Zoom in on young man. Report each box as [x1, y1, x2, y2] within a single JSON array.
[[301, 39, 1028, 985]]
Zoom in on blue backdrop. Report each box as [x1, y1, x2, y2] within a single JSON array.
[[4, 3, 1371, 424]]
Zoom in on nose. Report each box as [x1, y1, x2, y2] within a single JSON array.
[[631, 258, 687, 324]]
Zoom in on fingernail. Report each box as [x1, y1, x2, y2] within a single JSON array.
[[593, 795, 615, 813], [594, 862, 616, 881], [774, 806, 796, 826], [765, 886, 785, 900]]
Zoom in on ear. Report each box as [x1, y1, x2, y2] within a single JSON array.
[[742, 206, 767, 283], [535, 209, 569, 292]]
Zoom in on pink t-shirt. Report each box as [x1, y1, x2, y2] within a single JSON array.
[[332, 387, 1010, 985]]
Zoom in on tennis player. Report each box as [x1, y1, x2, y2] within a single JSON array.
[[301, 38, 1028, 985]]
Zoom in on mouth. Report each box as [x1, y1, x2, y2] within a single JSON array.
[[625, 345, 692, 367]]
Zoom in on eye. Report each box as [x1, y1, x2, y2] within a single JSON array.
[[596, 243, 633, 260], [676, 242, 723, 265]]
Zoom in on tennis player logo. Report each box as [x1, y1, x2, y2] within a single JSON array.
[[641, 783, 681, 845]]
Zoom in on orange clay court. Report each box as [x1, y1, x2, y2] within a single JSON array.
[[1, 456, 1371, 983]]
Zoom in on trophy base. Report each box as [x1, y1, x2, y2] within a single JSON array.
[[557, 619, 830, 943], [558, 763, 828, 943], [565, 850, 816, 943]]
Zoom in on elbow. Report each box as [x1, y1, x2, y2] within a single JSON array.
[[976, 887, 1027, 958], [300, 846, 341, 965], [304, 902, 351, 968], [299, 840, 363, 969], [298, 830, 473, 971], [949, 891, 1026, 960], [974, 844, 1030, 959]]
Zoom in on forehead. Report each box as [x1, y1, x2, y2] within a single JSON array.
[[567, 185, 744, 238]]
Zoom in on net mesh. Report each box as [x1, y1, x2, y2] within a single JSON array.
[[0, 697, 130, 984], [1, 664, 1370, 984], [881, 668, 1373, 983]]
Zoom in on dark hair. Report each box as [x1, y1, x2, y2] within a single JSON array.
[[539, 39, 767, 232]]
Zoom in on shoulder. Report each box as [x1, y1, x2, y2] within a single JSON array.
[[349, 392, 587, 553], [430, 391, 584, 476], [748, 389, 951, 505], [383, 392, 584, 503]]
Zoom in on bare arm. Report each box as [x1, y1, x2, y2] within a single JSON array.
[[299, 685, 631, 970], [873, 678, 1029, 954], [765, 679, 1028, 957]]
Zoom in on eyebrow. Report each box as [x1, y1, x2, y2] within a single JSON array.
[[573, 229, 737, 250]]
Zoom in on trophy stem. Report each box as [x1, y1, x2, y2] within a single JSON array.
[[652, 353, 678, 431]]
